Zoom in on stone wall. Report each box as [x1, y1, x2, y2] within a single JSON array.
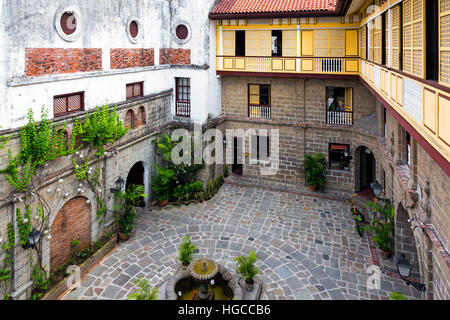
[[219, 75, 450, 299], [0, 89, 172, 299]]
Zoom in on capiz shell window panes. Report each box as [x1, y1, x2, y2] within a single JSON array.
[[53, 92, 84, 117]]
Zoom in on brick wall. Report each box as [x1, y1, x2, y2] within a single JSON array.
[[25, 48, 102, 77], [50, 196, 91, 272], [159, 48, 191, 65], [110, 48, 155, 70]]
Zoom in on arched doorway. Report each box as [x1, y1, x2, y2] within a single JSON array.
[[395, 203, 420, 278], [232, 137, 243, 175], [356, 146, 376, 192], [126, 162, 146, 207], [50, 197, 91, 273]]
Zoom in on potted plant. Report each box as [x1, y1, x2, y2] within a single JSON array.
[[235, 251, 259, 292], [153, 165, 174, 207], [389, 291, 406, 300], [179, 236, 197, 269], [303, 153, 327, 191], [114, 184, 146, 241], [364, 201, 395, 259], [127, 278, 159, 300]]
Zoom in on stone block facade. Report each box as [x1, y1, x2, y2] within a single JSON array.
[[219, 75, 450, 299], [110, 49, 155, 70], [25, 48, 103, 77]]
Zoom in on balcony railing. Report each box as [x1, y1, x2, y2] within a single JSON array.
[[249, 105, 271, 119], [327, 110, 353, 126], [217, 56, 359, 75], [176, 101, 191, 118], [317, 59, 344, 73]]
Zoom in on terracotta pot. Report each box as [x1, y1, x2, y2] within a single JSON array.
[[245, 279, 254, 292], [182, 262, 190, 270], [119, 232, 130, 241], [309, 185, 317, 192], [380, 249, 391, 260], [159, 199, 169, 207]]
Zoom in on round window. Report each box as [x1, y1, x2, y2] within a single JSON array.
[[130, 20, 139, 39], [60, 12, 77, 35], [176, 24, 189, 40]]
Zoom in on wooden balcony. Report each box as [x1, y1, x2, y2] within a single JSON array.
[[327, 110, 353, 126], [217, 56, 360, 75], [176, 101, 191, 118], [249, 105, 271, 119]]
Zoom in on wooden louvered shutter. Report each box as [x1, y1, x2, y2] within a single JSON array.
[[223, 31, 235, 56], [374, 15, 382, 64], [392, 5, 401, 69], [258, 30, 272, 56], [361, 25, 367, 60], [403, 0, 424, 77], [345, 88, 353, 112], [282, 30, 297, 57], [440, 0, 450, 84]]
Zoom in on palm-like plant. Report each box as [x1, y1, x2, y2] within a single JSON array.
[[127, 278, 159, 300], [235, 251, 259, 284], [179, 236, 197, 266], [364, 201, 395, 254], [303, 153, 327, 190]]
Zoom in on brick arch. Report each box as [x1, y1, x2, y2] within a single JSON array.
[[125, 109, 136, 129], [354, 145, 376, 192], [137, 106, 147, 126], [50, 196, 91, 272]]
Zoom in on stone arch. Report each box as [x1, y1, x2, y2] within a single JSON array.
[[125, 161, 148, 207], [395, 203, 420, 277], [354, 145, 376, 192], [50, 196, 91, 272], [137, 106, 147, 127], [125, 109, 136, 129]]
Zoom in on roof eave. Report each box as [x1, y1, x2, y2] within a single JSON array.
[[209, 11, 340, 20]]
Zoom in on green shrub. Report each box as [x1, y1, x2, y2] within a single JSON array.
[[303, 153, 327, 190], [179, 236, 197, 266], [115, 184, 146, 236], [127, 278, 159, 300], [364, 201, 395, 253], [235, 251, 259, 283]]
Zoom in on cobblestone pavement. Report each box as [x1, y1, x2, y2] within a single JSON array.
[[62, 182, 423, 300]]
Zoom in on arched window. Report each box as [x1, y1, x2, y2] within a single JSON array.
[[138, 106, 147, 126], [125, 110, 135, 129]]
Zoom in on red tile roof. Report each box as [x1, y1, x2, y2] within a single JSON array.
[[210, 0, 338, 16]]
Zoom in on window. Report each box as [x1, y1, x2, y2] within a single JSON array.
[[53, 92, 84, 117], [391, 4, 402, 70], [176, 78, 191, 117], [126, 82, 143, 100], [272, 30, 282, 57], [60, 12, 77, 35], [382, 12, 387, 65], [138, 106, 147, 126], [329, 144, 351, 171], [426, 0, 438, 80], [236, 31, 246, 57], [406, 132, 411, 167], [251, 136, 270, 161], [248, 84, 271, 119], [176, 25, 189, 40], [326, 87, 353, 126], [125, 110, 135, 129], [130, 21, 139, 39]]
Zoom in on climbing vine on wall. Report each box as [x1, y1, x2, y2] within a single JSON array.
[[0, 104, 128, 299], [0, 224, 15, 300]]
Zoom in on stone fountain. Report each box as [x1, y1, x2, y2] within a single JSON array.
[[190, 257, 219, 300]]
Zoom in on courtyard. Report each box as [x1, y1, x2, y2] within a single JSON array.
[[62, 180, 422, 300]]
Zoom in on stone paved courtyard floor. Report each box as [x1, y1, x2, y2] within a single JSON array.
[[62, 180, 423, 300]]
